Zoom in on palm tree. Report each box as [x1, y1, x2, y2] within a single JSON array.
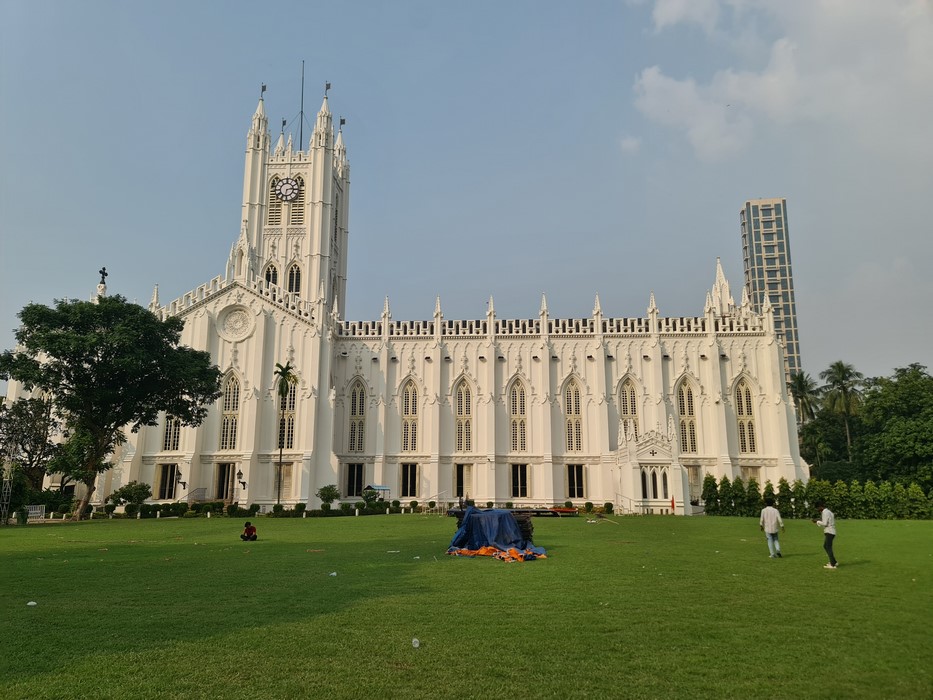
[[819, 361, 864, 461], [788, 371, 821, 426], [273, 361, 298, 504]]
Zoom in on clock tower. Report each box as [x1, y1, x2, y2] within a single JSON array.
[[228, 92, 350, 317]]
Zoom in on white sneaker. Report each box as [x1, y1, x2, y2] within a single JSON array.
[[824, 563, 837, 569]]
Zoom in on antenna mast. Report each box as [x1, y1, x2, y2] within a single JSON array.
[[299, 61, 305, 149]]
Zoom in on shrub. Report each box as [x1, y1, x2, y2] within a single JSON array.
[[564, 501, 573, 509], [108, 481, 152, 506], [604, 502, 613, 514], [391, 500, 401, 509], [355, 501, 366, 511], [104, 503, 116, 515], [316, 485, 340, 506], [339, 502, 352, 514], [227, 503, 241, 517], [249, 503, 260, 515], [272, 504, 285, 517], [409, 500, 419, 511], [321, 503, 331, 512], [485, 501, 493, 509], [428, 501, 436, 509], [584, 502, 594, 513], [57, 503, 70, 515], [139, 503, 153, 518], [294, 503, 306, 516], [125, 503, 139, 517], [505, 502, 513, 509]]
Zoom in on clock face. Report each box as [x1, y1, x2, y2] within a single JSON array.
[[274, 177, 300, 202]]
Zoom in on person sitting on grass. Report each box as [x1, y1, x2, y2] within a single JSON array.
[[241, 521, 257, 541]]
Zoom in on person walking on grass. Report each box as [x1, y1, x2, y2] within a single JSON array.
[[759, 497, 785, 558], [813, 502, 837, 569]]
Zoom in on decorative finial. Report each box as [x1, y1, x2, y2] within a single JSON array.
[[98, 266, 108, 285], [325, 81, 331, 96], [260, 83, 267, 99]]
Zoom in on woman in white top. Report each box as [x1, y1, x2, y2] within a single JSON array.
[[813, 501, 837, 569]]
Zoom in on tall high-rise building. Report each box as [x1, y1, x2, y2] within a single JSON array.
[[741, 198, 801, 382]]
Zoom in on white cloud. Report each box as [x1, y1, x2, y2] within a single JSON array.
[[619, 136, 641, 154], [635, 0, 933, 161], [651, 0, 721, 33], [634, 66, 752, 160]]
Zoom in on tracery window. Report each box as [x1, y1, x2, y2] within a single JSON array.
[[287, 264, 301, 294], [220, 375, 240, 450], [348, 381, 366, 453], [677, 382, 698, 454], [278, 380, 297, 450], [509, 381, 527, 452], [265, 264, 278, 287], [564, 380, 583, 452], [620, 379, 639, 439], [162, 415, 181, 452], [455, 380, 472, 452], [401, 380, 418, 452], [736, 379, 757, 453]]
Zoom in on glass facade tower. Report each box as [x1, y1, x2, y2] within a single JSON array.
[[741, 198, 801, 383]]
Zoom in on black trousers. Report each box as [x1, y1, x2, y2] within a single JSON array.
[[823, 533, 836, 566], [241, 534, 257, 541]]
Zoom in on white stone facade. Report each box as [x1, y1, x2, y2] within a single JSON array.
[[12, 95, 809, 514]]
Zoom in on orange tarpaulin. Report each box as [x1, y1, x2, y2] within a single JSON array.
[[446, 545, 547, 563]]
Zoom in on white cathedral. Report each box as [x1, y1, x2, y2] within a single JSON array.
[[29, 93, 810, 514]]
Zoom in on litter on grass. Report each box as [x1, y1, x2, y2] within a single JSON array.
[[27, 601, 37, 606], [329, 572, 337, 576]]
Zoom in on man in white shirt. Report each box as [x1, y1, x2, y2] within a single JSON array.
[[813, 501, 838, 569], [759, 497, 785, 558]]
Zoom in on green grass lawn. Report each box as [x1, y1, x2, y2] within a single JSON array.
[[2, 514, 931, 700]]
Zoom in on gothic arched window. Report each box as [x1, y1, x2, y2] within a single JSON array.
[[677, 382, 698, 454], [564, 380, 583, 452], [401, 380, 418, 452], [265, 264, 278, 287], [162, 415, 181, 452], [348, 380, 366, 453], [278, 380, 297, 450], [455, 380, 472, 452], [287, 265, 301, 294], [220, 375, 240, 450], [736, 378, 757, 453], [620, 379, 639, 439], [509, 381, 527, 452]]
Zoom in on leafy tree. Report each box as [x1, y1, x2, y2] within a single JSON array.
[[316, 484, 340, 506], [862, 481, 880, 520], [273, 361, 298, 505], [776, 478, 792, 516], [788, 371, 821, 426], [831, 480, 851, 519], [108, 480, 153, 506], [891, 483, 908, 519], [848, 480, 865, 519], [731, 476, 746, 516], [799, 412, 848, 469], [701, 473, 719, 515], [762, 480, 775, 504], [717, 476, 734, 516], [0, 396, 61, 491], [906, 483, 929, 520], [877, 481, 894, 519], [791, 479, 807, 519], [0, 296, 222, 519], [819, 361, 865, 461], [744, 478, 762, 517], [855, 364, 933, 485]]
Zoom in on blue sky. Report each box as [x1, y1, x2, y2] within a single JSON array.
[[1, 0, 931, 381]]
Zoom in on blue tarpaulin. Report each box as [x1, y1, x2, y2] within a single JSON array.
[[446, 507, 547, 562]]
